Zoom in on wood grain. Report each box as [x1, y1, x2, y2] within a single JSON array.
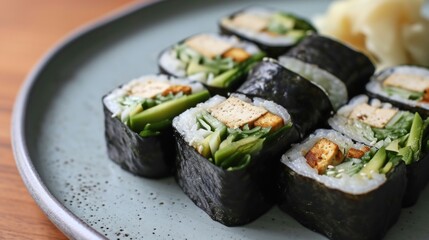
[[0, 0, 137, 239]]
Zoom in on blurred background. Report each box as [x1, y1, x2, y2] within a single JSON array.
[[0, 0, 137, 238]]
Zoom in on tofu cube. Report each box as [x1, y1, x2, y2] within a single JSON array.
[[222, 48, 251, 63], [162, 85, 192, 96], [254, 112, 284, 132], [305, 138, 344, 174]]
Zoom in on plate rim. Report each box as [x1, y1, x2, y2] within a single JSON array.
[[11, 1, 161, 239]]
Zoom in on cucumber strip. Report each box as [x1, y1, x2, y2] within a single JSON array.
[[130, 90, 210, 132], [209, 52, 266, 88], [197, 117, 212, 131], [214, 136, 264, 166], [143, 119, 172, 131], [398, 146, 413, 165], [198, 134, 212, 158], [209, 126, 227, 156], [201, 111, 225, 129], [139, 130, 160, 137], [219, 133, 238, 149], [129, 104, 144, 117], [359, 147, 387, 178], [381, 161, 393, 174], [384, 86, 423, 100], [406, 113, 424, 161], [386, 139, 400, 152], [240, 126, 261, 135], [222, 153, 251, 170], [227, 155, 251, 171]]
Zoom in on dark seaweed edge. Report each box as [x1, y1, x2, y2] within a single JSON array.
[[103, 101, 174, 178], [237, 60, 334, 138], [284, 34, 375, 98], [173, 96, 301, 226], [278, 162, 407, 240]]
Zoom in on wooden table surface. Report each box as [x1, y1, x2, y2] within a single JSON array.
[[0, 0, 137, 239]]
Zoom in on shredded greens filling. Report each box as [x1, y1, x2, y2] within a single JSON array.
[[194, 111, 291, 171], [117, 90, 210, 137], [345, 111, 429, 165], [325, 146, 404, 179], [173, 44, 265, 87], [266, 12, 316, 40], [384, 86, 424, 101]]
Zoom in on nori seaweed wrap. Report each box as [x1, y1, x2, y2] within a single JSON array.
[[173, 93, 300, 226], [366, 65, 429, 117], [237, 59, 333, 138], [278, 129, 407, 240], [219, 7, 316, 58], [158, 33, 265, 96], [328, 95, 429, 206], [103, 74, 209, 178], [279, 34, 375, 103]]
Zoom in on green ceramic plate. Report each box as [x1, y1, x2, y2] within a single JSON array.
[[12, 0, 429, 239]]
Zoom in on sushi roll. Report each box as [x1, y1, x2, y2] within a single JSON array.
[[158, 33, 265, 96], [278, 129, 407, 240], [219, 7, 316, 57], [237, 59, 333, 137], [366, 65, 429, 117], [278, 34, 375, 108], [173, 93, 300, 226], [328, 95, 429, 206], [103, 74, 209, 178]]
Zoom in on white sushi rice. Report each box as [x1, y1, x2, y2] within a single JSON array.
[[220, 7, 297, 46], [328, 95, 396, 147], [173, 93, 291, 147], [366, 65, 429, 111], [103, 74, 205, 122], [279, 56, 348, 110], [282, 129, 386, 195], [159, 33, 261, 81]]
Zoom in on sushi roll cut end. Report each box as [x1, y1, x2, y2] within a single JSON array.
[[103, 75, 209, 177], [159, 33, 265, 93], [220, 8, 316, 47]]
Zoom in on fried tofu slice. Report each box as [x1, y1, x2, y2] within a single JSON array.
[[349, 103, 398, 128], [347, 148, 366, 159], [305, 138, 344, 174], [209, 97, 267, 129], [185, 34, 233, 59], [422, 88, 429, 102], [383, 73, 429, 93], [129, 80, 170, 99], [229, 13, 269, 32], [254, 112, 284, 132], [162, 85, 192, 96], [222, 48, 251, 63]]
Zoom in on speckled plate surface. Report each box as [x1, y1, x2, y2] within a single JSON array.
[[12, 0, 429, 239]]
